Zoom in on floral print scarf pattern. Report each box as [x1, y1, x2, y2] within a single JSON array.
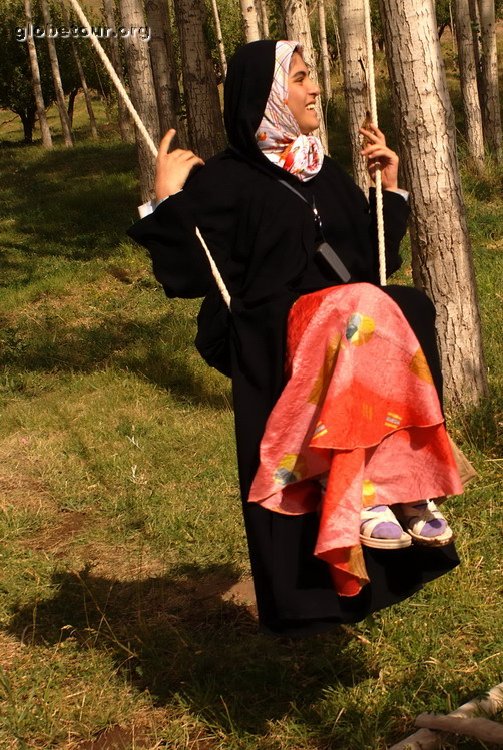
[[256, 40, 324, 182]]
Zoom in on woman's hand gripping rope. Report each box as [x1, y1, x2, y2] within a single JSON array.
[[155, 129, 205, 202], [359, 118, 399, 191]]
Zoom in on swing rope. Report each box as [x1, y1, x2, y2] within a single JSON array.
[[363, 0, 387, 285], [66, 0, 385, 303]]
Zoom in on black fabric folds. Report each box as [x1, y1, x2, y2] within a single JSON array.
[[127, 41, 459, 636]]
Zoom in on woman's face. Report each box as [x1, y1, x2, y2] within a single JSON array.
[[287, 52, 321, 134]]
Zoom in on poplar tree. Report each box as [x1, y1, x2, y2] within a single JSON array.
[[103, 0, 134, 143], [40, 0, 73, 146], [478, 0, 502, 159], [173, 0, 225, 159], [282, 0, 329, 152], [337, 0, 369, 190], [379, 0, 488, 404], [23, 0, 52, 148], [119, 0, 160, 201], [454, 0, 485, 164], [240, 0, 261, 42]]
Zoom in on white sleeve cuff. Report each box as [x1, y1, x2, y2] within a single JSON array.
[[138, 200, 155, 218], [137, 190, 182, 219]]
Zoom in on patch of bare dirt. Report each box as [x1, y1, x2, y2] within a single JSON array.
[[60, 708, 218, 750], [71, 724, 151, 750], [221, 577, 256, 607], [76, 540, 167, 581], [27, 510, 89, 554], [0, 632, 25, 668]]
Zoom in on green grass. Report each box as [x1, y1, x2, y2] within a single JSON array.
[[0, 57, 502, 750]]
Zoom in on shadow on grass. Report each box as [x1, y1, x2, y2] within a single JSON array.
[[2, 309, 230, 409], [5, 565, 370, 738], [0, 140, 139, 264]]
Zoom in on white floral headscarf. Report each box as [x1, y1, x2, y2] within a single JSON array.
[[256, 40, 324, 181]]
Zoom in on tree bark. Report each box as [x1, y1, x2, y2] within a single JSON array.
[[40, 0, 74, 147], [63, 4, 98, 139], [23, 0, 52, 148], [119, 0, 161, 202], [283, 0, 329, 152], [173, 0, 226, 159], [18, 105, 36, 144], [477, 0, 502, 160], [378, 0, 488, 404], [103, 0, 135, 143], [145, 0, 188, 145], [67, 88, 78, 126], [258, 0, 270, 37], [337, 0, 369, 190], [210, 0, 227, 80], [454, 0, 485, 163], [240, 0, 261, 42], [318, 0, 331, 100]]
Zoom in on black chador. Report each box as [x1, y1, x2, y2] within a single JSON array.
[[128, 40, 458, 636]]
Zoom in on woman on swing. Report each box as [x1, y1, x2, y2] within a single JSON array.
[[128, 40, 462, 636]]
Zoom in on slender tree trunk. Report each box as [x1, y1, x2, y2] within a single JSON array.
[[145, 0, 187, 144], [103, 0, 135, 143], [337, 0, 369, 189], [468, 0, 482, 86], [63, 4, 98, 139], [67, 88, 78, 126], [73, 49, 99, 138], [240, 0, 261, 42], [454, 0, 485, 164], [477, 0, 502, 160], [318, 0, 331, 100], [119, 0, 161, 202], [23, 0, 52, 148], [210, 0, 227, 80], [378, 0, 488, 404], [40, 0, 73, 147], [18, 106, 36, 144], [450, 0, 457, 52], [258, 0, 270, 37], [174, 0, 225, 159], [283, 0, 329, 152], [330, 3, 343, 75]]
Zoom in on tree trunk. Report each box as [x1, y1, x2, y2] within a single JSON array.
[[337, 0, 369, 190], [67, 87, 78, 126], [477, 0, 502, 160], [283, 0, 329, 152], [454, 0, 485, 164], [18, 106, 36, 144], [145, 0, 188, 145], [103, 0, 135, 143], [210, 0, 227, 80], [119, 0, 161, 202], [240, 0, 261, 42], [318, 0, 331, 100], [468, 0, 482, 86], [40, 0, 74, 147], [23, 0, 52, 148], [378, 0, 488, 404], [174, 0, 226, 159], [258, 0, 270, 37], [62, 4, 99, 140]]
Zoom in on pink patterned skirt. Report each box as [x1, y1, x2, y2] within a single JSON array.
[[248, 283, 462, 597]]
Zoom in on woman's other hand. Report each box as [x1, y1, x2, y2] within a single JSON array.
[[359, 123, 399, 191], [155, 129, 205, 202]]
